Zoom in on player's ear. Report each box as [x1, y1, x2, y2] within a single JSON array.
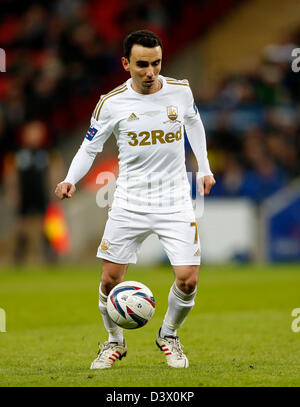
[[121, 57, 130, 72]]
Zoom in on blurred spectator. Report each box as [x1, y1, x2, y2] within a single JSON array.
[[241, 155, 286, 203], [211, 152, 245, 197], [3, 120, 64, 264], [210, 112, 242, 154]]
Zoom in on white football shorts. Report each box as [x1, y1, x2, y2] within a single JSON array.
[[97, 207, 201, 266]]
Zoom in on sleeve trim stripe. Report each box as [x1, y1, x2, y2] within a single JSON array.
[[166, 81, 189, 87], [165, 77, 189, 85], [92, 95, 105, 118], [165, 76, 178, 81], [93, 83, 127, 119], [94, 87, 128, 121], [92, 83, 127, 120]]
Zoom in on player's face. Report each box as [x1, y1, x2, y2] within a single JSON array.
[[122, 44, 162, 94]]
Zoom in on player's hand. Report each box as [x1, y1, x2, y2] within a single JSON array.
[[197, 175, 216, 196], [55, 182, 76, 200]]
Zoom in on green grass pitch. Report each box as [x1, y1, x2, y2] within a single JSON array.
[[0, 263, 300, 387]]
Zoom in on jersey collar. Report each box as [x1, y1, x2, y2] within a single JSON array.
[[127, 75, 166, 97]]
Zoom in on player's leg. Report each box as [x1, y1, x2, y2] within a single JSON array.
[[161, 264, 199, 338], [154, 211, 200, 368], [99, 259, 128, 343], [90, 259, 128, 370], [156, 265, 199, 368]]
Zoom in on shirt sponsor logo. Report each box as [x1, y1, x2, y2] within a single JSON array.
[[86, 127, 98, 141], [127, 128, 182, 146]]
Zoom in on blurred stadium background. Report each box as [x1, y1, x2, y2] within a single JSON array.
[[1, 0, 300, 267]]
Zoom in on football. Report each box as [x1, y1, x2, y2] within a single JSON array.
[[107, 281, 155, 329]]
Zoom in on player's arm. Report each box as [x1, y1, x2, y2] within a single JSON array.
[[55, 102, 113, 200], [55, 147, 96, 199], [183, 87, 216, 195]]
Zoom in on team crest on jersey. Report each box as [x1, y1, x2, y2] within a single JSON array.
[[167, 105, 178, 121], [100, 239, 110, 251], [86, 126, 98, 141]]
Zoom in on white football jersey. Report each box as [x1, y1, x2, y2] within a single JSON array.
[[82, 75, 211, 213]]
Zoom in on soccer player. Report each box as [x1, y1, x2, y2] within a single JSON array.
[[55, 30, 215, 369]]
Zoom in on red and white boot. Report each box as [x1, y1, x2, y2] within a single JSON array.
[[156, 328, 189, 368], [90, 340, 127, 369]]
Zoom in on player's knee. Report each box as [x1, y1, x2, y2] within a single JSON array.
[[176, 268, 199, 294], [101, 273, 123, 295], [178, 279, 197, 294], [100, 260, 127, 295]]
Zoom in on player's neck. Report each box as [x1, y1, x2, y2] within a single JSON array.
[[131, 78, 162, 95]]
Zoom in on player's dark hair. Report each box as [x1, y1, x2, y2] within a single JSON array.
[[123, 30, 162, 60]]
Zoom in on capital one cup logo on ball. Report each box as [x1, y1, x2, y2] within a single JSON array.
[[107, 281, 155, 329]]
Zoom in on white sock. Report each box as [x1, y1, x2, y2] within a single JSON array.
[[98, 283, 124, 343], [161, 282, 197, 338]]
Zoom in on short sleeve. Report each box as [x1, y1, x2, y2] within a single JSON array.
[[81, 98, 114, 154]]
